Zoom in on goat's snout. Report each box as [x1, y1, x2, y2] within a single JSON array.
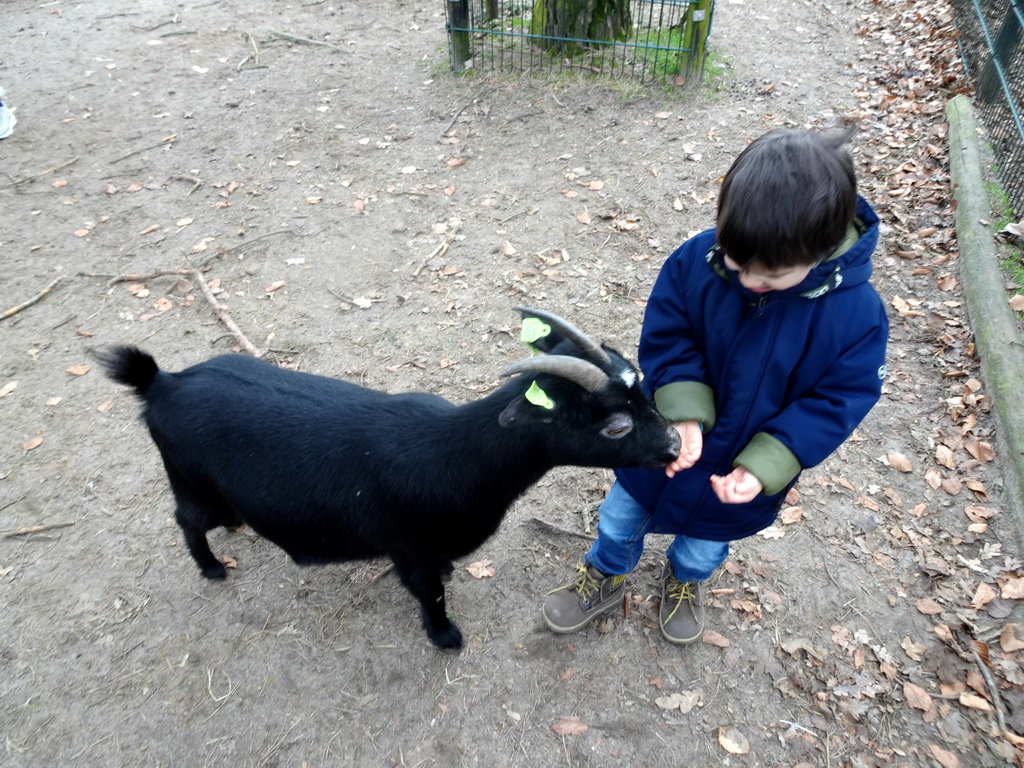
[[659, 425, 683, 466]]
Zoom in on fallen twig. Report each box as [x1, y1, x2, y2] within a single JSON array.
[[413, 239, 450, 277], [189, 269, 261, 357], [79, 267, 260, 354], [527, 516, 597, 541], [3, 520, 76, 538], [171, 173, 203, 195], [4, 156, 79, 188], [96, 268, 192, 286], [239, 31, 261, 69], [268, 29, 349, 53], [217, 228, 297, 255], [970, 643, 1008, 735], [1, 276, 64, 322], [367, 564, 395, 583], [111, 136, 178, 164]]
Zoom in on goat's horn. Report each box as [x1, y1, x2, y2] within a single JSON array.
[[500, 355, 610, 393], [515, 306, 613, 367]]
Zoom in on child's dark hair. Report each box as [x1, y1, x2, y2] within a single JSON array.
[[716, 127, 857, 270]]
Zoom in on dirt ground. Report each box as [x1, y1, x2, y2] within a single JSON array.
[[3, 0, 1023, 765]]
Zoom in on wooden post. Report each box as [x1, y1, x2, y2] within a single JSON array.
[[449, 0, 472, 72], [676, 0, 714, 86]]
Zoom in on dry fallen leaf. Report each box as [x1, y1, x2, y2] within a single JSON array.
[[904, 681, 933, 712], [22, 435, 43, 451], [0, 380, 18, 398], [971, 582, 997, 609], [959, 692, 992, 712], [66, 365, 91, 377], [701, 630, 731, 647], [96, 400, 114, 414], [964, 439, 995, 462], [265, 280, 287, 293], [929, 744, 961, 768], [1001, 577, 1024, 600], [191, 237, 215, 253], [780, 506, 803, 525], [888, 452, 913, 472], [718, 726, 750, 755], [153, 298, 173, 312], [465, 560, 496, 579], [935, 444, 956, 470], [654, 690, 701, 713], [551, 716, 587, 736], [901, 636, 927, 662], [915, 597, 944, 615], [1000, 623, 1024, 652]]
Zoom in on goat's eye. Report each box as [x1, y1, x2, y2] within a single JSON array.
[[601, 425, 633, 439]]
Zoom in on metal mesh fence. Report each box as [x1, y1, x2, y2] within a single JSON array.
[[951, 0, 1024, 218], [443, 0, 713, 86]]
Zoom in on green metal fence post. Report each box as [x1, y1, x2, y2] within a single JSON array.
[[449, 0, 471, 72]]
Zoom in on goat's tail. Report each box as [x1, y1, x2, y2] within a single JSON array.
[[95, 345, 160, 394]]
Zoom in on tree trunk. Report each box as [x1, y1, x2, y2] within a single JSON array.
[[531, 0, 633, 56]]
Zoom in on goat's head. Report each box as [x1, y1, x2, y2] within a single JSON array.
[[498, 307, 681, 469]]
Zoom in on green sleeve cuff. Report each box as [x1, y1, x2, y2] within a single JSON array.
[[734, 432, 802, 496], [653, 381, 717, 430]]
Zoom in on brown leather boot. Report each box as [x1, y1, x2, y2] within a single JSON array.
[[660, 561, 704, 645], [543, 562, 626, 633]]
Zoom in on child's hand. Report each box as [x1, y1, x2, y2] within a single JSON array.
[[709, 467, 763, 503], [665, 421, 703, 478]]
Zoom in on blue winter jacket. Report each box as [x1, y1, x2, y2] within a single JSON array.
[[615, 196, 889, 541]]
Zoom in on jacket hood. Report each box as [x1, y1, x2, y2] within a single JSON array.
[[709, 195, 880, 301]]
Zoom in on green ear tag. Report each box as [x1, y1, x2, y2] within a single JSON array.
[[525, 380, 555, 410], [521, 317, 552, 345]]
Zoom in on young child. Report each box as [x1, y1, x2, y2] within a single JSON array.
[[543, 127, 889, 644]]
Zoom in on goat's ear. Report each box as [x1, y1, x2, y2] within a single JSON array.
[[519, 315, 565, 354], [499, 382, 557, 428]]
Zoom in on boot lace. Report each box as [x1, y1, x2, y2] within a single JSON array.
[[666, 577, 696, 603], [571, 562, 602, 598]]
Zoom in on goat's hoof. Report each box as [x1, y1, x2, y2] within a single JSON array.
[[428, 623, 463, 650], [201, 563, 228, 579]]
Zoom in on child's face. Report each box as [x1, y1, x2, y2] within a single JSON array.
[[722, 254, 816, 293]]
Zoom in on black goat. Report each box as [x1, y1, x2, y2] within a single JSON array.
[[98, 307, 681, 649]]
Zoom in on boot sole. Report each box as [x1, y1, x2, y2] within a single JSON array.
[[660, 623, 703, 645]]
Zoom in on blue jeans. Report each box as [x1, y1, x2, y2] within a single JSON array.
[[586, 482, 729, 582]]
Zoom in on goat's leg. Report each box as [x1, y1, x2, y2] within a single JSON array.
[[161, 462, 235, 577], [179, 516, 227, 579], [392, 555, 462, 650]]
